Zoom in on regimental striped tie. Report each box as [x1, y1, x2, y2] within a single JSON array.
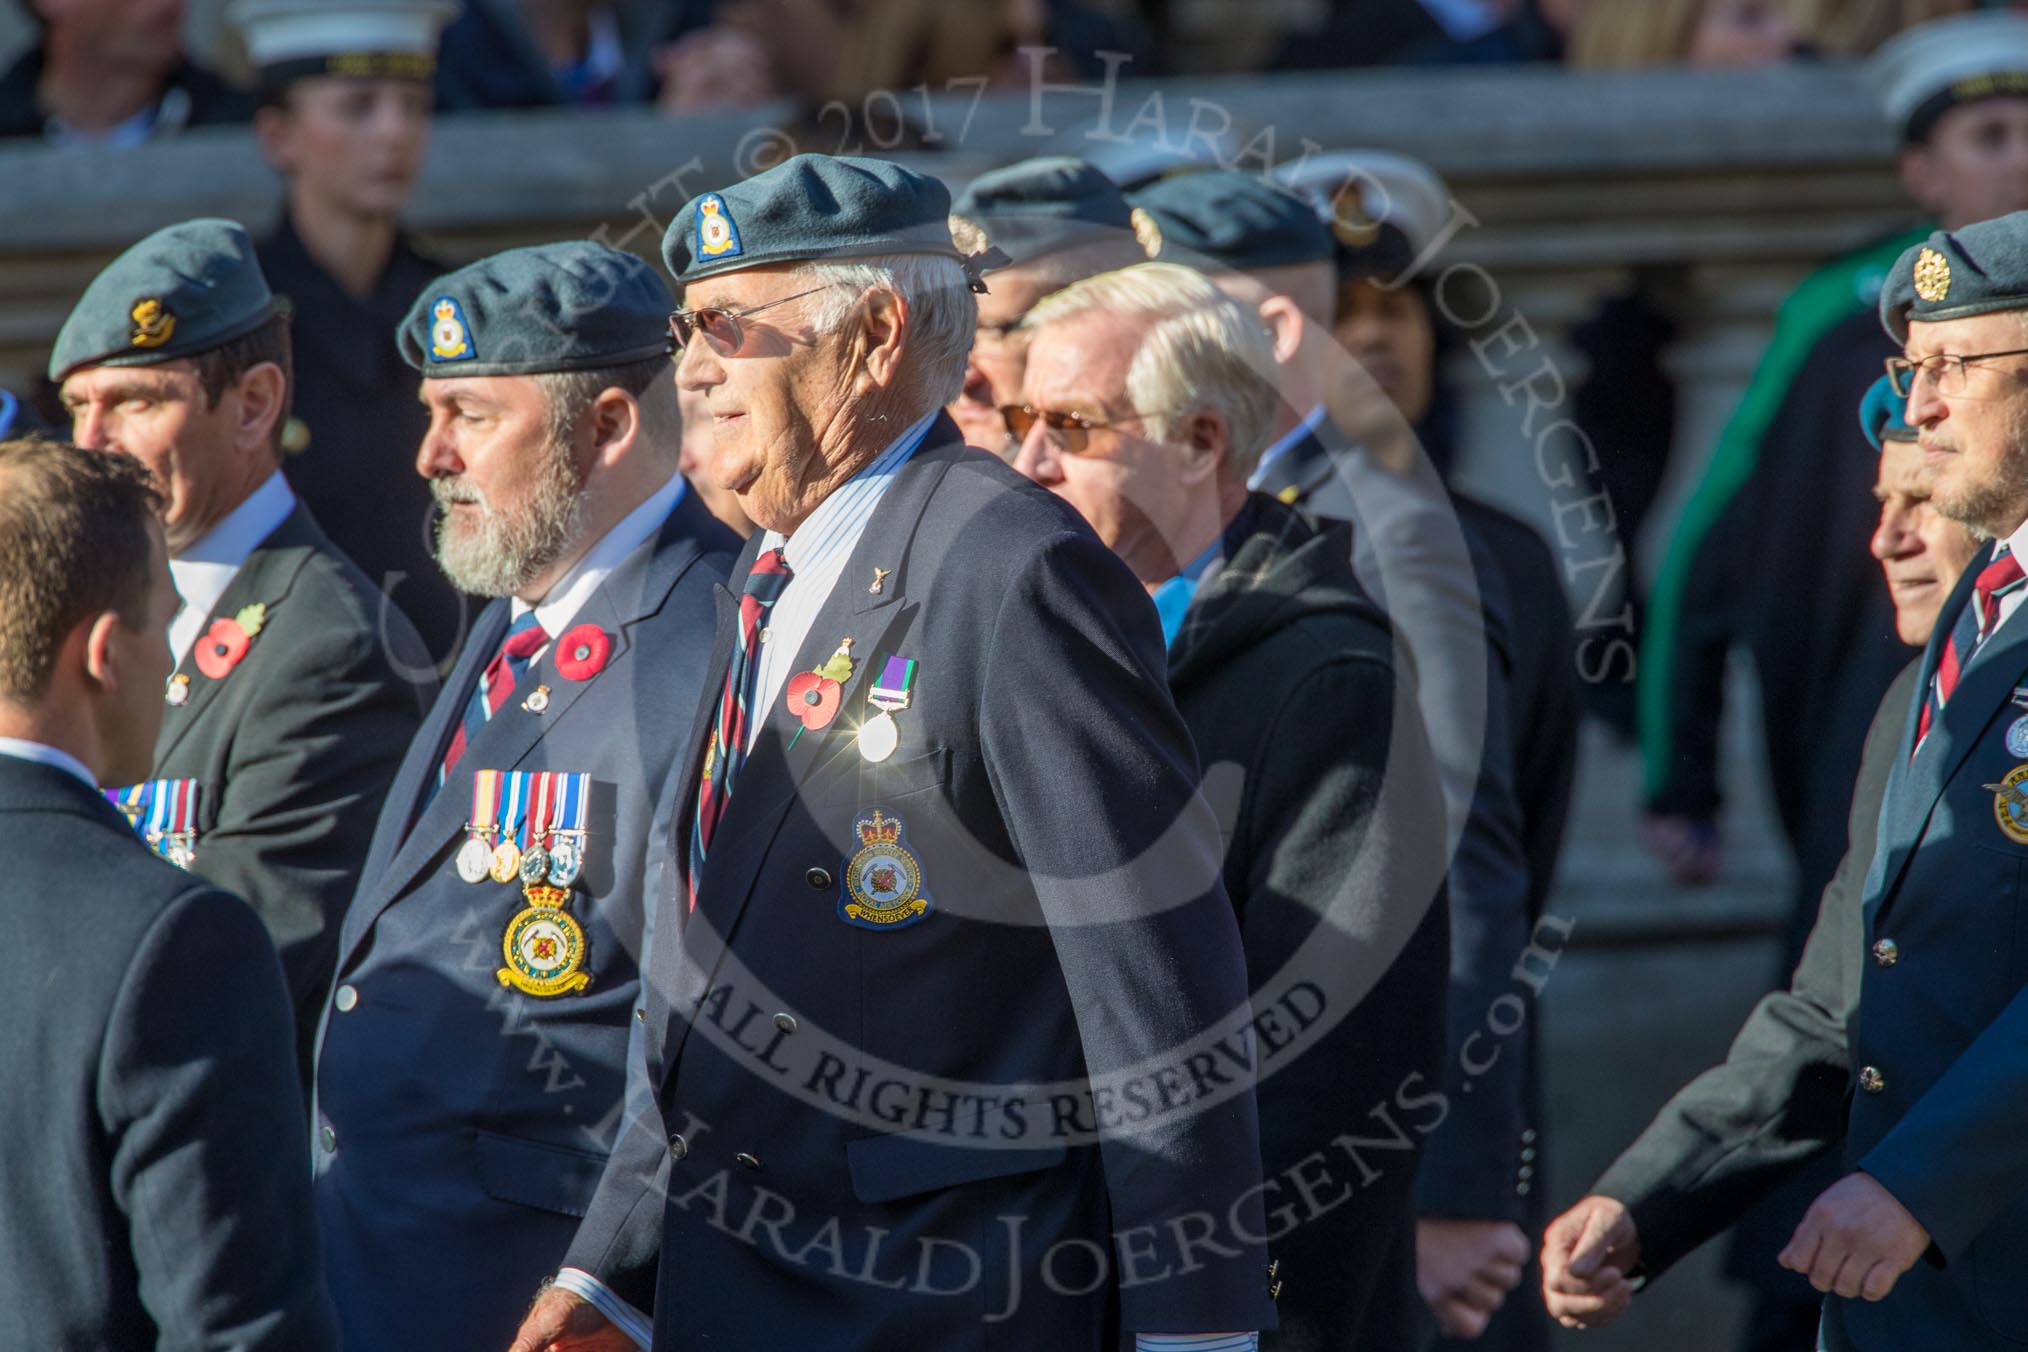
[[1918, 548, 2027, 751], [438, 613, 548, 787], [689, 548, 793, 910]]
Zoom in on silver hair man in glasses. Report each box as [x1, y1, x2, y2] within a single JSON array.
[[510, 153, 1278, 1352]]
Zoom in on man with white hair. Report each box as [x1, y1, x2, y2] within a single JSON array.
[[510, 155, 1278, 1352], [1014, 260, 1453, 1351]]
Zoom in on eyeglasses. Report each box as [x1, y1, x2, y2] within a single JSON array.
[[667, 285, 831, 354], [1000, 403, 1180, 455], [1886, 346, 2028, 398]]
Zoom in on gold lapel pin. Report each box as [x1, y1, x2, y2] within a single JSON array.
[[524, 685, 551, 714], [870, 567, 891, 595]]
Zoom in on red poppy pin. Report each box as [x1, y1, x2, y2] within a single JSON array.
[[193, 603, 268, 680], [555, 624, 611, 681], [785, 638, 854, 732]]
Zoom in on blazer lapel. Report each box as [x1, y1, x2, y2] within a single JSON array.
[[153, 508, 320, 766], [348, 498, 721, 949], [349, 600, 508, 919], [663, 442, 955, 1075], [1868, 542, 2011, 924]]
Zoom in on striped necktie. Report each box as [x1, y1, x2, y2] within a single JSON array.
[[439, 612, 547, 786], [1918, 548, 2027, 750], [689, 548, 793, 908]]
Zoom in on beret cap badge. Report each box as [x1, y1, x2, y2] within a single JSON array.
[[697, 195, 743, 260], [129, 298, 175, 349], [429, 295, 474, 362], [1915, 247, 1953, 303]]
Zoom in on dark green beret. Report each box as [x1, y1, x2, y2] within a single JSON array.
[[1128, 170, 1334, 272], [50, 218, 276, 382], [398, 241, 673, 378], [1860, 373, 1916, 451], [663, 153, 964, 285], [952, 156, 1135, 264], [1880, 212, 2028, 343]]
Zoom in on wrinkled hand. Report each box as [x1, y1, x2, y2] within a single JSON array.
[[1418, 1217, 1531, 1340], [1541, 1195, 1641, 1330], [1638, 813, 1722, 886], [1779, 1172, 1929, 1302], [503, 1287, 633, 1352]]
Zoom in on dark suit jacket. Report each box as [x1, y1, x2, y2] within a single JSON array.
[[259, 213, 472, 664], [311, 486, 734, 1352], [1827, 546, 2028, 1351], [1251, 428, 1539, 1225], [1593, 659, 1911, 1275], [0, 48, 252, 138], [1171, 494, 1451, 1352], [0, 755, 336, 1350], [564, 420, 1279, 1348], [154, 500, 432, 1082]]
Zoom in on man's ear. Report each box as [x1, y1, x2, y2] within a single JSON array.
[[231, 362, 288, 455], [858, 287, 910, 392], [1175, 409, 1230, 484], [1899, 145, 1941, 216], [1256, 294, 1306, 367], [588, 388, 643, 465], [82, 610, 122, 691]]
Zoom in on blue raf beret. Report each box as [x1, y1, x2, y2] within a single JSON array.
[[399, 241, 674, 377], [952, 156, 1140, 264], [1881, 211, 2028, 343], [665, 153, 969, 286], [1128, 170, 1334, 272], [1860, 373, 1916, 451], [51, 219, 277, 382]]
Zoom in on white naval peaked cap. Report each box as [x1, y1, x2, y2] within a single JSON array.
[[1864, 10, 2028, 142], [1273, 150, 1451, 258], [228, 0, 459, 80]]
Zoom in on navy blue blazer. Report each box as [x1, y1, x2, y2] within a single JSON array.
[[1828, 540, 2028, 1350], [311, 487, 734, 1352], [564, 421, 1280, 1348], [0, 756, 336, 1350]]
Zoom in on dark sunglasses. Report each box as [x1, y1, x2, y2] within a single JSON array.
[[667, 285, 830, 354], [1000, 403, 1181, 455]]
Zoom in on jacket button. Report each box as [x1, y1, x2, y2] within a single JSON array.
[[774, 1012, 798, 1034], [1520, 1128, 1537, 1145], [634, 1007, 645, 1022], [734, 1151, 762, 1171], [1520, 1146, 1536, 1164], [1859, 1066, 1887, 1094], [805, 867, 832, 889], [319, 1124, 337, 1154], [1516, 1181, 1533, 1197], [668, 1134, 689, 1161], [1269, 1279, 1283, 1301], [1872, 938, 1900, 967], [334, 984, 358, 1012]]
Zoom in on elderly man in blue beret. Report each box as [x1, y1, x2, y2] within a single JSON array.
[[1547, 212, 2028, 1352], [310, 240, 737, 1352], [509, 152, 1277, 1352]]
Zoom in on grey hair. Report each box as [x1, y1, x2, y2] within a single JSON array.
[[534, 355, 679, 458], [801, 254, 976, 408], [1021, 261, 1279, 476]]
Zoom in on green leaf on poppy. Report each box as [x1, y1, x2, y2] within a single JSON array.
[[235, 602, 267, 637]]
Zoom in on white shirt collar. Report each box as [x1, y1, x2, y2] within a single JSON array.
[[760, 410, 939, 568], [2004, 517, 2028, 568], [1248, 404, 1329, 489], [0, 737, 97, 790], [168, 470, 297, 665], [513, 473, 689, 637]]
